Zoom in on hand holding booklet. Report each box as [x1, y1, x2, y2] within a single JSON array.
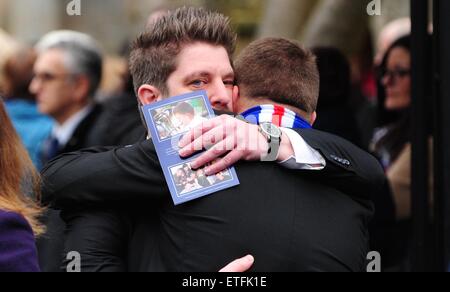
[[142, 90, 240, 205]]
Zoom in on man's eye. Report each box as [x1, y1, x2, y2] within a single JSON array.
[[190, 80, 206, 87], [224, 80, 234, 86]]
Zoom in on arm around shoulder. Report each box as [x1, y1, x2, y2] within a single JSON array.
[[295, 129, 386, 201], [41, 141, 167, 209]]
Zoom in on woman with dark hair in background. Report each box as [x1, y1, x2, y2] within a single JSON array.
[[0, 98, 44, 272], [372, 35, 433, 270], [372, 35, 433, 221], [372, 36, 413, 172]]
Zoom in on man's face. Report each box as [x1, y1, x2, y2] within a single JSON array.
[[166, 42, 234, 112], [29, 49, 77, 121], [382, 47, 411, 111]]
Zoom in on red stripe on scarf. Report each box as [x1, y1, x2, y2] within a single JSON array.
[[272, 105, 285, 127]]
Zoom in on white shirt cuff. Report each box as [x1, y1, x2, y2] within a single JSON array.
[[279, 128, 326, 170]]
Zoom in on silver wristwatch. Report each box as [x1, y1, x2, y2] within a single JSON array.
[[259, 122, 282, 162]]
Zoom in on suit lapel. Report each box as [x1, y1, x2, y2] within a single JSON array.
[[60, 104, 102, 154]]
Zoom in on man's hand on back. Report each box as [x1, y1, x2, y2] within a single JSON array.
[[219, 255, 255, 272], [178, 115, 294, 175]]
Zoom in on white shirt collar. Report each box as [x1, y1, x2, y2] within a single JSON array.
[[52, 104, 94, 147]]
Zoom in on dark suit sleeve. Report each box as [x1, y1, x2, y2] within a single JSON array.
[[41, 141, 168, 209], [0, 211, 40, 272], [43, 130, 385, 208], [295, 129, 386, 202], [60, 208, 130, 272]]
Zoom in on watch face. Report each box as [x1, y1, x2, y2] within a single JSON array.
[[261, 123, 282, 138]]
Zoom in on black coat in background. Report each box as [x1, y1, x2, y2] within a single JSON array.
[[314, 106, 362, 148], [37, 104, 103, 272], [89, 94, 145, 147]]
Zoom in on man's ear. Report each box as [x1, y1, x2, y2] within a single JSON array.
[[232, 85, 240, 113], [310, 111, 317, 126], [138, 85, 163, 105], [72, 75, 90, 102]]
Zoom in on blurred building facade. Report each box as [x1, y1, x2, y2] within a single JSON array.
[[0, 0, 204, 52], [0, 0, 410, 55]]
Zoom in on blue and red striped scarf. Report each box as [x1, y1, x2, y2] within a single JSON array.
[[240, 105, 312, 129]]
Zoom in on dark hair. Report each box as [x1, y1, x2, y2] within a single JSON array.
[[129, 7, 236, 98], [385, 35, 411, 59], [235, 38, 319, 113], [312, 47, 351, 109], [376, 35, 412, 126], [2, 48, 36, 100]]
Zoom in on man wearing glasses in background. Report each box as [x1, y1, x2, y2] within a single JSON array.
[[30, 30, 103, 272]]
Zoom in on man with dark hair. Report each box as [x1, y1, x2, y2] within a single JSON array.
[[129, 7, 235, 103], [177, 37, 321, 172], [235, 38, 319, 115], [43, 8, 384, 272]]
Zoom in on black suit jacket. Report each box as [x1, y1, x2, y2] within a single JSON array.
[[38, 104, 103, 272], [58, 104, 103, 154], [87, 94, 145, 147], [42, 129, 385, 272]]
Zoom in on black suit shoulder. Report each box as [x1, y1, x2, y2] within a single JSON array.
[[88, 95, 145, 146], [60, 104, 103, 154], [297, 128, 386, 203]]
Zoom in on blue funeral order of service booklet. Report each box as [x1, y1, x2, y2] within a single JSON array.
[[142, 90, 240, 205]]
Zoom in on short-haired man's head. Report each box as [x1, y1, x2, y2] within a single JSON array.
[[129, 7, 236, 98], [235, 38, 319, 114], [35, 30, 103, 97]]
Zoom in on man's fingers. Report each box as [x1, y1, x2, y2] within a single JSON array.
[[204, 150, 242, 175], [177, 121, 213, 149], [179, 126, 227, 158], [189, 137, 235, 170], [178, 117, 221, 148], [219, 255, 254, 272]]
